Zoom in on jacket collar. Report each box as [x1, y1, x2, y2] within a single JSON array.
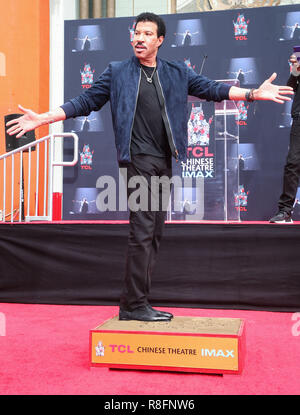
[[131, 55, 162, 70]]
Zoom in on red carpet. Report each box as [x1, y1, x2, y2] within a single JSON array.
[[0, 303, 299, 395]]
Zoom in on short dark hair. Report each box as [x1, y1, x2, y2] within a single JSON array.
[[135, 12, 166, 38]]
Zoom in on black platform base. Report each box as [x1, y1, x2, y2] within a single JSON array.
[[0, 222, 299, 312]]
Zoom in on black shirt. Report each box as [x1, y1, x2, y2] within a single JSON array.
[[131, 64, 171, 158]]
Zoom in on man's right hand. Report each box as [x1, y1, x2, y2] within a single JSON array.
[[289, 54, 300, 77], [6, 105, 42, 138], [5, 105, 66, 138]]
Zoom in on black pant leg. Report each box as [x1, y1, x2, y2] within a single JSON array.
[[146, 210, 168, 295], [119, 155, 171, 311], [146, 159, 172, 294], [278, 119, 300, 212]]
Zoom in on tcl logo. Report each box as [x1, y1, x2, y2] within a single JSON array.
[[186, 146, 213, 158], [109, 344, 134, 353]]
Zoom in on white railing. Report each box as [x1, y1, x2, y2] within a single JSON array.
[[0, 133, 78, 222]]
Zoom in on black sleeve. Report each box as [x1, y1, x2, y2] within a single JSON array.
[[287, 74, 299, 92]]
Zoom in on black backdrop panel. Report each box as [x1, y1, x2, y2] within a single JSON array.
[[0, 223, 300, 312], [63, 5, 300, 221]]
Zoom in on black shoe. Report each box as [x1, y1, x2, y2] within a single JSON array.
[[269, 211, 293, 223], [146, 304, 174, 319], [119, 306, 172, 322]]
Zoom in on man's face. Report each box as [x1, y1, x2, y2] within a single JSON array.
[[132, 21, 164, 62]]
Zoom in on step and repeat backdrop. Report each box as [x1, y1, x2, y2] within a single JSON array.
[[63, 5, 300, 221]]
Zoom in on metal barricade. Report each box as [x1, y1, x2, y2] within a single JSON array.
[[0, 133, 78, 222]]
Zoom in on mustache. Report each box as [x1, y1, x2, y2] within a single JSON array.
[[134, 42, 146, 48]]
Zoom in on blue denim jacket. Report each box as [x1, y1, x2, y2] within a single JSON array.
[[61, 56, 231, 162]]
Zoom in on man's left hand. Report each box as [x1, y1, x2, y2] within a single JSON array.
[[254, 72, 294, 104]]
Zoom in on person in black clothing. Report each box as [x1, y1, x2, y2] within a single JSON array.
[[6, 13, 294, 321], [292, 23, 300, 40], [75, 35, 98, 51], [270, 54, 300, 223], [183, 30, 192, 46], [80, 198, 89, 214], [118, 59, 174, 320], [174, 29, 198, 47]]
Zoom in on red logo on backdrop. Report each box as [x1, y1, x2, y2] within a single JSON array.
[[236, 101, 249, 126], [182, 105, 215, 178], [81, 63, 95, 89], [235, 185, 249, 212], [80, 144, 94, 170], [233, 14, 249, 41], [187, 146, 213, 158], [129, 21, 136, 44]]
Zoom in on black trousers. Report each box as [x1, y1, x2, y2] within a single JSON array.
[[278, 119, 300, 213], [119, 154, 172, 311]]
